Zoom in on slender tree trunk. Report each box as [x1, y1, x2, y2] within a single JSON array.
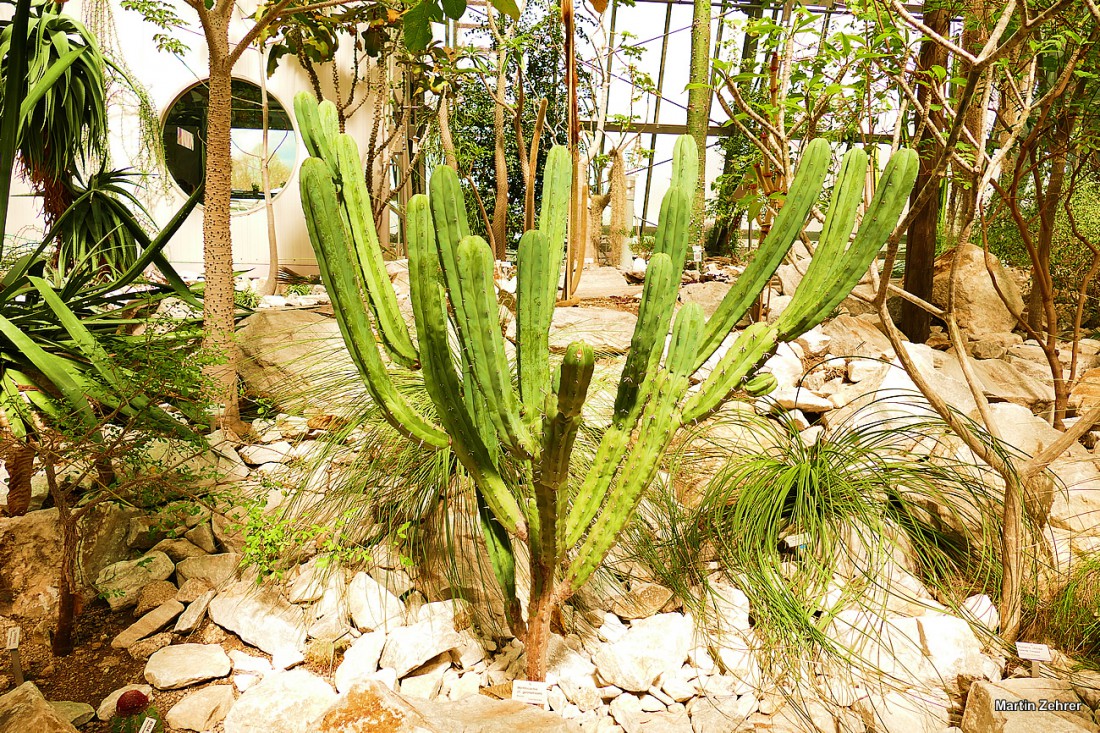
[[899, 8, 948, 343], [2, 443, 34, 516], [202, 25, 246, 432], [43, 459, 76, 656], [259, 42, 280, 297], [491, 45, 510, 259], [685, 0, 711, 240]]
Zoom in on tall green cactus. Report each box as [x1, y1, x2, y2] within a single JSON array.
[[295, 91, 919, 681]]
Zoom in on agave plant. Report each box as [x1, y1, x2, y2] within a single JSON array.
[[0, 0, 108, 224], [296, 91, 919, 678]]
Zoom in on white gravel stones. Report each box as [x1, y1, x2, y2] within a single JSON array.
[[165, 685, 236, 731], [592, 613, 694, 692], [175, 553, 241, 588], [379, 619, 462, 678], [334, 631, 387, 693], [222, 669, 337, 733], [174, 589, 216, 633], [207, 580, 306, 664], [94, 552, 175, 610], [348, 571, 405, 631], [144, 644, 231, 689]]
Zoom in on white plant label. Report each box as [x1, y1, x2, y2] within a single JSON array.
[[512, 680, 549, 708], [1015, 642, 1053, 662], [783, 533, 809, 549], [138, 717, 157, 733], [5, 628, 18, 650]]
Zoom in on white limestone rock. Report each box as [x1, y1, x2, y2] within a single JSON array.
[[144, 644, 231, 689], [208, 580, 307, 664], [222, 669, 337, 733], [165, 685, 236, 731], [592, 613, 694, 692]]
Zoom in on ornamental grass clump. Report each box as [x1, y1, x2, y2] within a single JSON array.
[[295, 91, 919, 679]]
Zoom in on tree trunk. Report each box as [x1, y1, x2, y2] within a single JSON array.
[[491, 48, 510, 259], [685, 0, 711, 240], [899, 8, 948, 343], [259, 42, 280, 297], [3, 443, 34, 516], [43, 459, 76, 656], [202, 26, 246, 432]]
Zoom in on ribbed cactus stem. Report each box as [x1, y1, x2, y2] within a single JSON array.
[[693, 138, 832, 371], [613, 252, 676, 423], [776, 149, 919, 339], [455, 236, 536, 458], [535, 341, 594, 559], [538, 147, 572, 303], [406, 195, 527, 538], [299, 159, 447, 449], [333, 135, 418, 368], [518, 229, 554, 415]]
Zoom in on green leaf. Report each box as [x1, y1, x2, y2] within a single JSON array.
[[488, 0, 520, 20], [441, 0, 466, 19], [403, 0, 443, 51]]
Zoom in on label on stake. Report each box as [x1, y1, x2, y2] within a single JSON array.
[[5, 628, 18, 650], [1015, 642, 1053, 662], [512, 680, 549, 708], [138, 718, 157, 733]]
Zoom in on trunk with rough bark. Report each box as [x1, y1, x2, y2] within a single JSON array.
[[491, 51, 510, 259], [201, 25, 245, 431], [2, 443, 34, 516], [900, 8, 948, 343], [685, 0, 710, 241]]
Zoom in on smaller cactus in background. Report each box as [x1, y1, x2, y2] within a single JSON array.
[[110, 690, 163, 733]]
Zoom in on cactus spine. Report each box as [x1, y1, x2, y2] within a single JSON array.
[[295, 92, 918, 681]]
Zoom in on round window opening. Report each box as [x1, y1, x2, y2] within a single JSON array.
[[162, 78, 297, 213]]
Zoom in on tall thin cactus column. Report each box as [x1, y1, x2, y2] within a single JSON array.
[[296, 91, 919, 680]]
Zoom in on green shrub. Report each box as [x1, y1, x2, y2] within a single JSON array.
[[234, 287, 260, 309]]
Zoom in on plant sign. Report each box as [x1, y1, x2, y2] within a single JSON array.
[[512, 680, 549, 709]]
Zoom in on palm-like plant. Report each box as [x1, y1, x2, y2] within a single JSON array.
[[621, 394, 1027, 690], [0, 0, 108, 223], [0, 0, 205, 515]]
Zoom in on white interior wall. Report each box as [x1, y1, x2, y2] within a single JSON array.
[[4, 0, 381, 279]]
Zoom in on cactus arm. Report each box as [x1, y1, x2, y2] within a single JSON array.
[[333, 135, 419, 368], [517, 229, 554, 414], [682, 321, 780, 424], [538, 146, 571, 302], [671, 134, 700, 196], [429, 165, 473, 328], [533, 342, 594, 563], [612, 252, 676, 422], [294, 93, 339, 170], [775, 148, 919, 340], [808, 147, 868, 268], [562, 305, 702, 581], [455, 236, 537, 458], [563, 306, 702, 591], [300, 160, 448, 449], [692, 138, 832, 371], [293, 92, 324, 160], [476, 486, 523, 632], [651, 187, 693, 277], [406, 195, 528, 538]]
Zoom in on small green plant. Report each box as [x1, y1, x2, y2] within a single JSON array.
[[1025, 553, 1100, 663], [234, 287, 261, 309], [621, 394, 1022, 688], [285, 282, 312, 297], [238, 502, 371, 581]]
